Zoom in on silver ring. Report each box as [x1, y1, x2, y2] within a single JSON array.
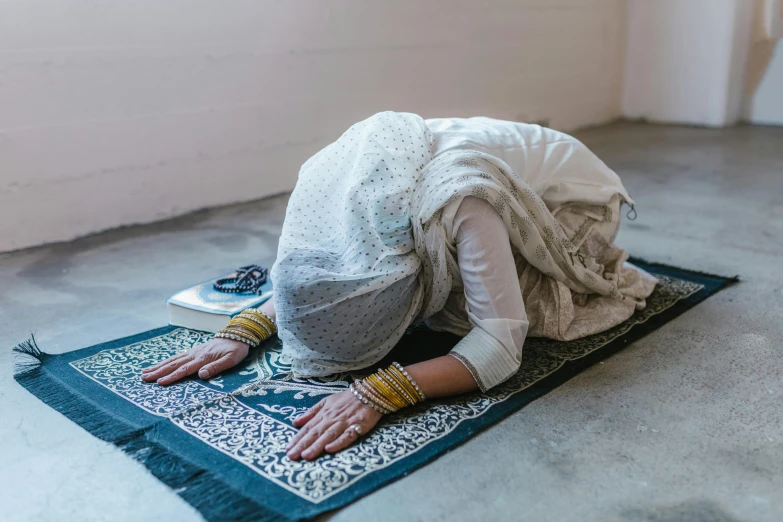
[[348, 424, 363, 437]]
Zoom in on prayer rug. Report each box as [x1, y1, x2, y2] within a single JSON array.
[[13, 259, 736, 522]]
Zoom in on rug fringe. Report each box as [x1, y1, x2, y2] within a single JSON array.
[[120, 431, 293, 522], [14, 363, 294, 522], [12, 333, 46, 377]]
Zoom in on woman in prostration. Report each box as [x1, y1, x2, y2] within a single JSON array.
[[141, 112, 657, 461]]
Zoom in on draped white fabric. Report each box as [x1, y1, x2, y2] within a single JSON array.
[[271, 112, 656, 381], [425, 116, 634, 209], [271, 112, 432, 377]]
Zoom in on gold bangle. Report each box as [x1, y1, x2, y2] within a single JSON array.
[[235, 313, 274, 337], [386, 366, 418, 403], [241, 308, 277, 333], [377, 368, 415, 407], [227, 319, 262, 337], [220, 323, 261, 341], [234, 316, 273, 341], [356, 381, 400, 413], [364, 374, 402, 409], [230, 325, 262, 343], [388, 364, 424, 403], [361, 375, 402, 410], [365, 373, 407, 410], [380, 367, 417, 406], [215, 331, 256, 346], [392, 361, 426, 401], [228, 317, 268, 340], [355, 380, 398, 413], [219, 326, 260, 345], [354, 364, 427, 414], [379, 369, 417, 407], [350, 382, 391, 414], [355, 381, 395, 413], [353, 381, 394, 414]]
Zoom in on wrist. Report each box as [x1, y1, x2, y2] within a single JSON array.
[[351, 362, 426, 415], [215, 308, 278, 347]]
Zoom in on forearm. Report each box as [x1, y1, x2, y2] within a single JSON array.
[[403, 355, 478, 399], [265, 291, 476, 398]]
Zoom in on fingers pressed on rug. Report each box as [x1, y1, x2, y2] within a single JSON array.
[[141, 354, 193, 383], [155, 358, 205, 386], [197, 354, 235, 379], [140, 338, 249, 385], [285, 391, 381, 461]]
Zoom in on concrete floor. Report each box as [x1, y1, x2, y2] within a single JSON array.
[[1, 122, 782, 522]]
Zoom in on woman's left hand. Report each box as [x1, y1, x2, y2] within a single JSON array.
[[286, 390, 383, 461]]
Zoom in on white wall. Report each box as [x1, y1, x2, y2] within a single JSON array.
[[0, 0, 627, 253], [622, 0, 756, 127], [745, 40, 783, 124]]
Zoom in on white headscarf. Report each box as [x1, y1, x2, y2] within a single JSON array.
[[270, 112, 432, 376]]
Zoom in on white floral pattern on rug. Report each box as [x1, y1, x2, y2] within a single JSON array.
[[70, 275, 702, 503]]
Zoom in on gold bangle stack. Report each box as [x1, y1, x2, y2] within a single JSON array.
[[215, 308, 277, 347], [350, 362, 426, 414]]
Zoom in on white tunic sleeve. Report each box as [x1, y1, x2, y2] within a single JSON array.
[[447, 196, 530, 392]]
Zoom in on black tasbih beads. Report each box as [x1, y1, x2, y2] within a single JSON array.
[[213, 265, 269, 294]]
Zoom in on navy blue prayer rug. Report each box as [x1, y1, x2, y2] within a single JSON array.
[[13, 259, 736, 522]]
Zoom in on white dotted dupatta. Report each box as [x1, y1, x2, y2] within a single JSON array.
[[271, 112, 433, 377], [411, 149, 657, 342], [272, 112, 656, 378]]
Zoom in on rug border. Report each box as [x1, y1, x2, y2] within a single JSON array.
[[13, 326, 295, 522], [12, 260, 737, 522], [303, 259, 738, 517]]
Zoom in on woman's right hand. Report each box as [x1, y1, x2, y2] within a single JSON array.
[[140, 337, 250, 386]]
